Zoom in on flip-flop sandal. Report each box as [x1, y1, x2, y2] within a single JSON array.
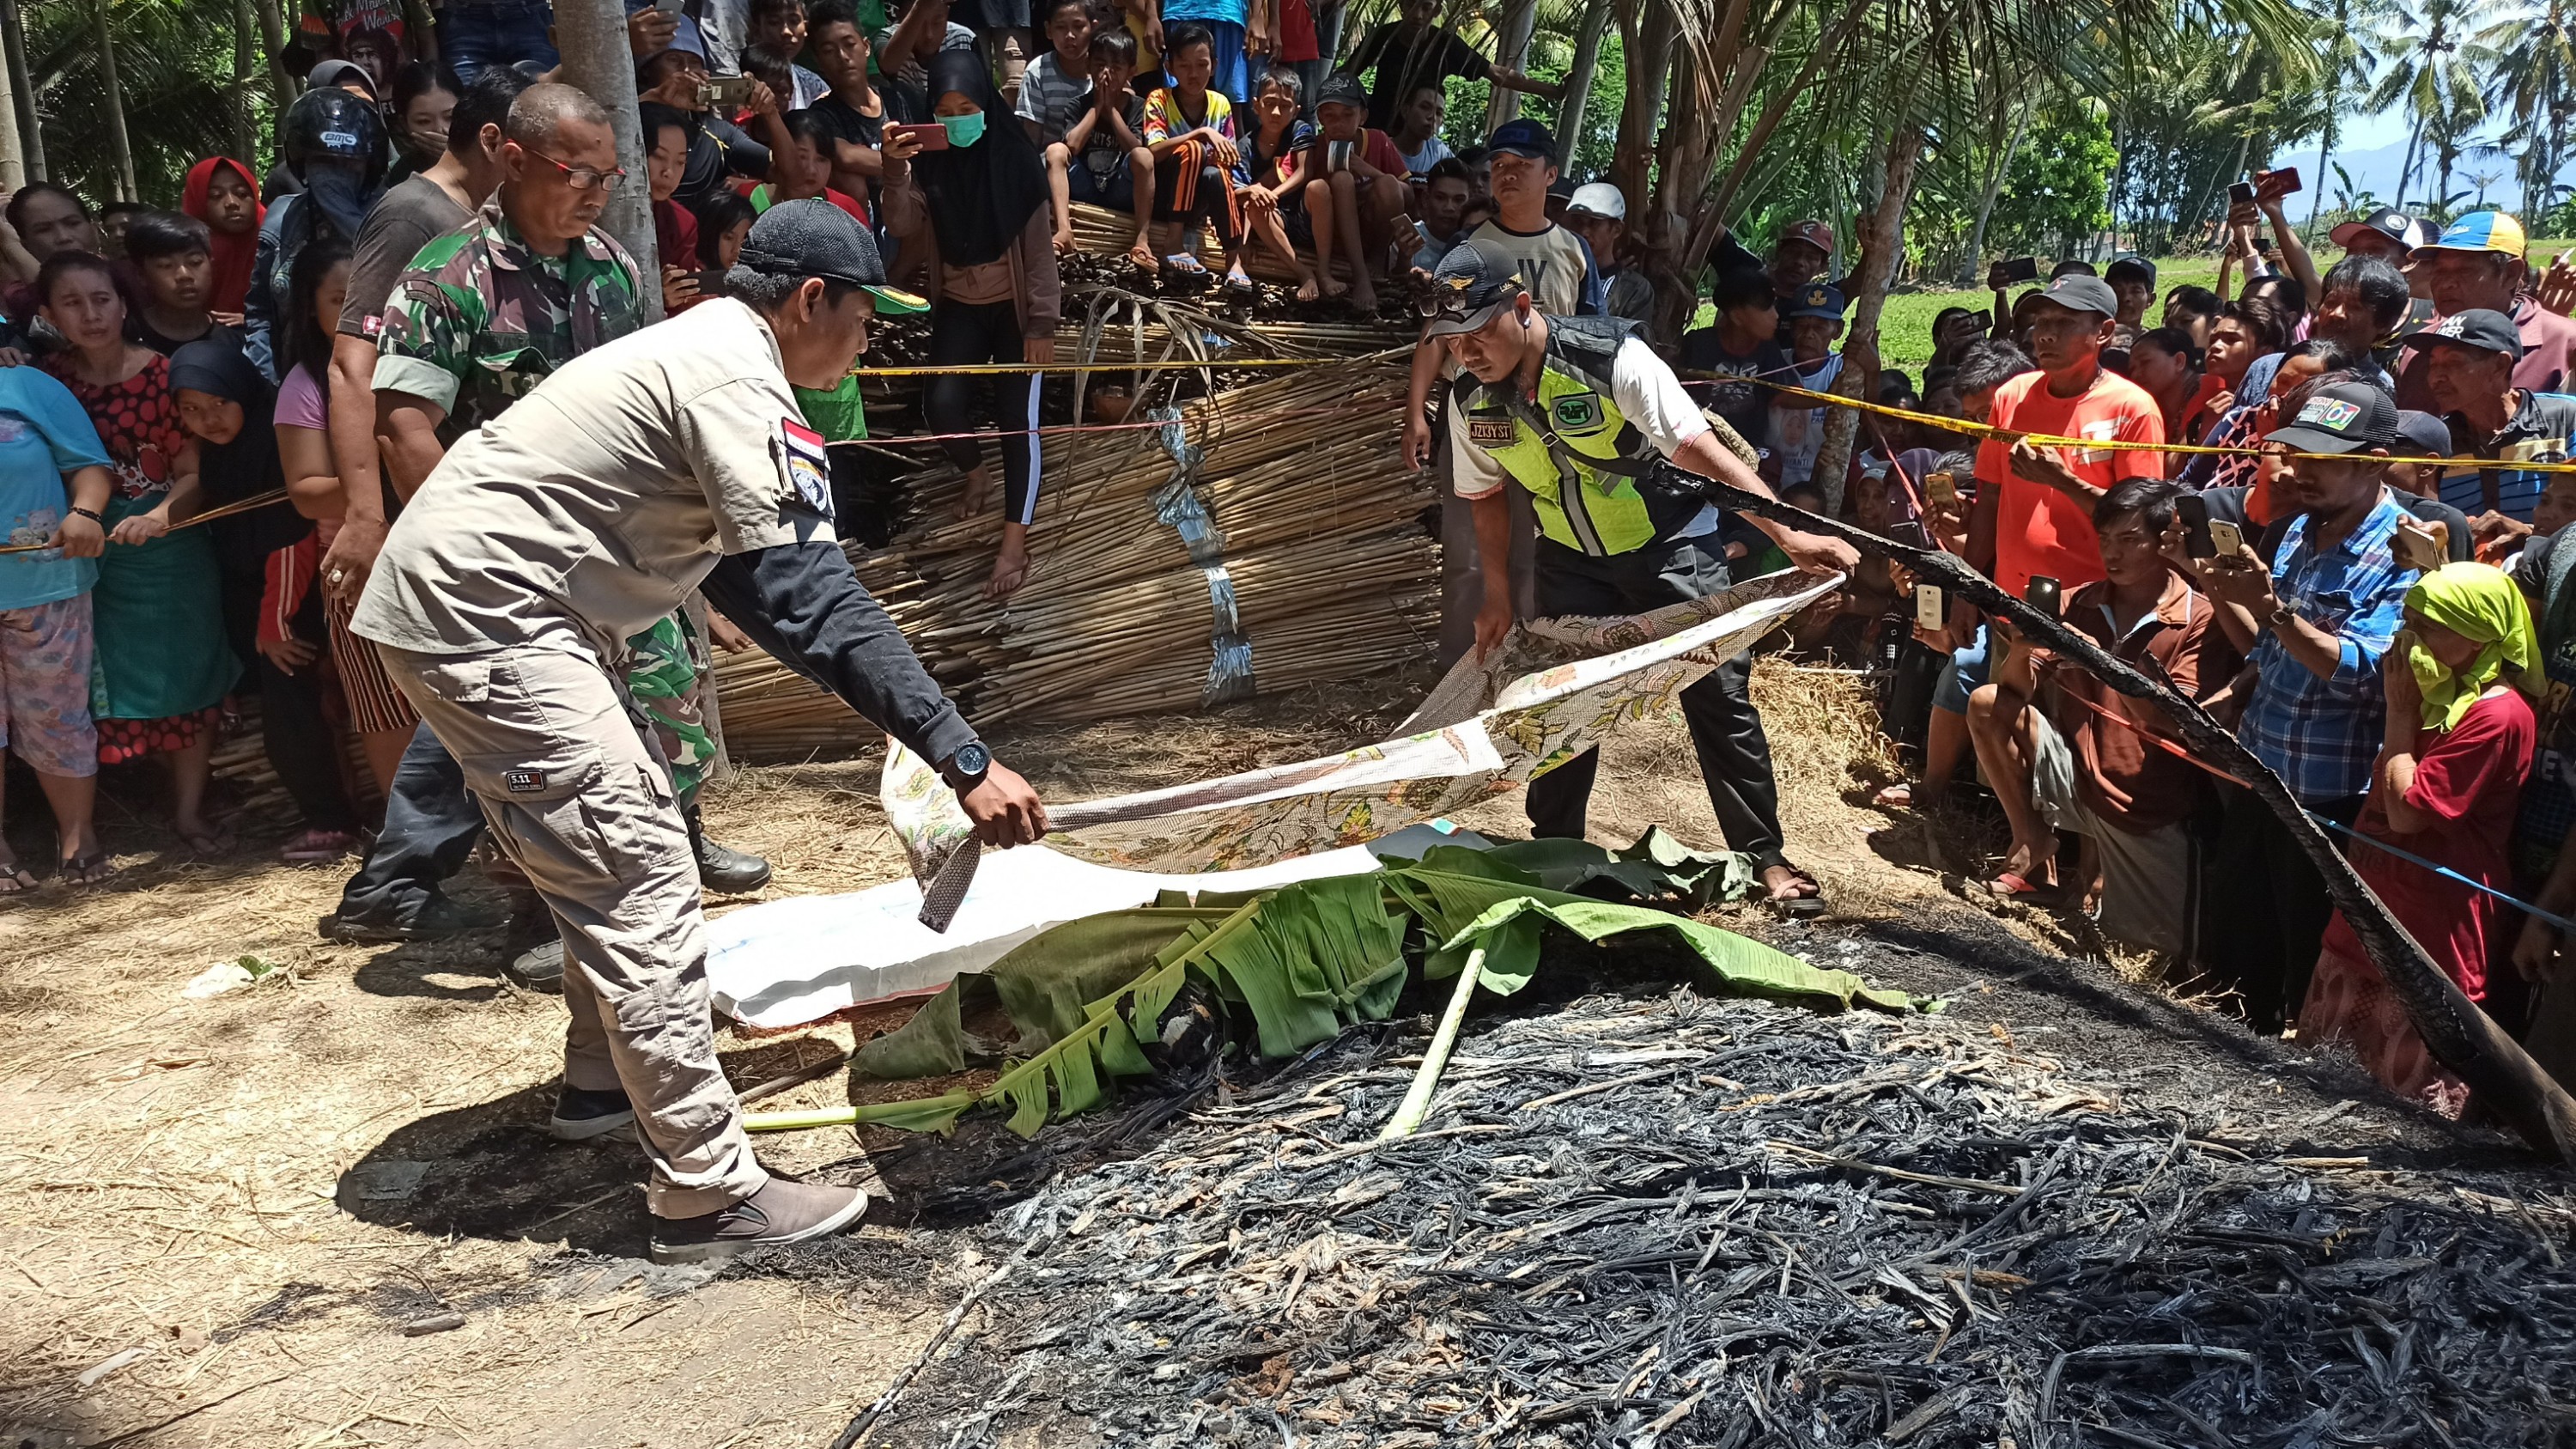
[[1221, 271, 1259, 298], [1984, 870, 2055, 903], [1869, 782, 1916, 810], [180, 830, 236, 856], [0, 865, 37, 896], [59, 851, 113, 886], [1762, 865, 1827, 918], [1163, 252, 1210, 277]]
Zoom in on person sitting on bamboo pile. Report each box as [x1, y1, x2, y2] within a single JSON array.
[[1048, 28, 1159, 275], [1343, 0, 1561, 137], [321, 84, 773, 966], [881, 51, 1060, 600], [0, 361, 116, 889], [1961, 480, 2239, 949], [350, 199, 1045, 1262], [1142, 23, 1256, 294], [1234, 67, 1325, 301], [1274, 71, 1411, 313], [2303, 560, 2538, 1117], [1018, 0, 1098, 251], [1425, 239, 1855, 913]]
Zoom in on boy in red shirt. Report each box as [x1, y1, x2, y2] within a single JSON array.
[[1966, 273, 2165, 601]]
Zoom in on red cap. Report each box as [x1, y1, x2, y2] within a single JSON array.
[[1781, 220, 1835, 257]]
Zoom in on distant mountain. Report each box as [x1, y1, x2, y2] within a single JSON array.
[[2291, 137, 2571, 216]]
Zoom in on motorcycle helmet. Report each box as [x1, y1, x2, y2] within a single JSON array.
[[277, 85, 388, 190]]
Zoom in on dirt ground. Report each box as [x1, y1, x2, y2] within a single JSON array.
[[1, 664, 2561, 1448]]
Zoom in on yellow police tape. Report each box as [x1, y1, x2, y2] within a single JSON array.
[[1738, 373, 2568, 477]]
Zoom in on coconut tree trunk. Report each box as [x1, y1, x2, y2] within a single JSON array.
[[0, 2, 24, 190], [95, 0, 136, 202], [1607, 2, 1673, 212], [1552, 0, 1608, 159], [555, 0, 665, 314], [233, 0, 257, 167], [1956, 99, 2027, 286], [1807, 123, 1923, 513], [255, 0, 295, 107], [1484, 0, 1536, 128], [0, 0, 40, 181]]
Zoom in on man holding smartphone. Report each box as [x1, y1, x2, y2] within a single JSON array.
[[2191, 380, 2421, 1034]]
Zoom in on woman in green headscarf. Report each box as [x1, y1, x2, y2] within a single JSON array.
[[2306, 561, 2541, 1115]]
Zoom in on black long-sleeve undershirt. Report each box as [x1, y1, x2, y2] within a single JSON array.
[[700, 540, 980, 769]]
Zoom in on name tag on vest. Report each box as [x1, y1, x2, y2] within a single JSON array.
[[1467, 418, 1517, 447]]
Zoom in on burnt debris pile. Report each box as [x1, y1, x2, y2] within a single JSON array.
[[874, 988, 2576, 1447]]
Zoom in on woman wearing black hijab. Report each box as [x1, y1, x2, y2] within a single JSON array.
[[168, 339, 363, 859], [882, 50, 1062, 600]]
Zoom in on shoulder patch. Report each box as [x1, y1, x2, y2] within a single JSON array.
[[779, 417, 832, 515]]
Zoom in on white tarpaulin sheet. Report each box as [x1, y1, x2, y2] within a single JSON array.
[[707, 570, 1838, 1028]]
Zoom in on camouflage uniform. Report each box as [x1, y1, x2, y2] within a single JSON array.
[[374, 205, 720, 805]]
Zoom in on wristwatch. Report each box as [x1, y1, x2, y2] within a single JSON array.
[[2267, 602, 2300, 630], [940, 741, 992, 793]]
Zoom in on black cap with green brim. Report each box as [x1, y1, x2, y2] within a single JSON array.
[[738, 198, 928, 314]]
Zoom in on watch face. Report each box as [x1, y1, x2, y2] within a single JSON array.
[[954, 742, 991, 776]]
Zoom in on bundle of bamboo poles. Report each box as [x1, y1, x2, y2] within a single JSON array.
[[715, 311, 1437, 759]]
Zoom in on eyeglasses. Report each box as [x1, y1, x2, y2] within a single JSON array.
[[520, 145, 629, 194]]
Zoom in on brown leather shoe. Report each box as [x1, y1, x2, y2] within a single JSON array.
[[647, 1178, 869, 1264]]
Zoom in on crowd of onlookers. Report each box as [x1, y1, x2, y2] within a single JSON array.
[[1695, 182, 2576, 1116], [0, 0, 1623, 958], [3, 0, 2570, 1115]]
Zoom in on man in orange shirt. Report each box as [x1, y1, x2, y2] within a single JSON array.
[[1964, 273, 2166, 604]]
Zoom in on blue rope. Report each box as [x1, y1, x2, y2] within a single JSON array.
[[2307, 811, 2576, 936]]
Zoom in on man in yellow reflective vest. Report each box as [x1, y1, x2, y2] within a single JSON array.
[[1426, 239, 1857, 911]]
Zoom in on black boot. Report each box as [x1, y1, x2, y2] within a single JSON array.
[[688, 806, 772, 894]]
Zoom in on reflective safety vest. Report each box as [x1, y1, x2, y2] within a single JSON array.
[[1451, 314, 1683, 557]]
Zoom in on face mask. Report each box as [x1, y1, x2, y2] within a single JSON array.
[[939, 110, 986, 148]]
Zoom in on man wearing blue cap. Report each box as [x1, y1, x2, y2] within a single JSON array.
[[1771, 282, 1848, 489], [1423, 238, 1856, 911], [351, 200, 1049, 1264], [2396, 210, 2576, 412]]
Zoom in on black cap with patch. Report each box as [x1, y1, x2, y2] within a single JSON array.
[[2264, 380, 2399, 455], [2030, 273, 2119, 320], [2403, 307, 2524, 361], [1419, 239, 1528, 337], [738, 198, 927, 314]]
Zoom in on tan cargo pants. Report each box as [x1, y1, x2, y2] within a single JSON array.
[[379, 642, 767, 1218]]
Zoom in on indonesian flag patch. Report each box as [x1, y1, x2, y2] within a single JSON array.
[[780, 417, 831, 516]]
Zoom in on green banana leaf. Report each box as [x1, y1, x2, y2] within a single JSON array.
[[744, 839, 1912, 1141], [851, 979, 971, 1080]]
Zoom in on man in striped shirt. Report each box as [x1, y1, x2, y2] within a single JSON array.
[[2409, 307, 2576, 527]]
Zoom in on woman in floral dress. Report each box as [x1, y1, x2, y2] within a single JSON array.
[[35, 251, 238, 849]]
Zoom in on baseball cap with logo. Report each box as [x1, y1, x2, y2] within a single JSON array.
[[2264, 381, 2399, 455], [1788, 283, 1846, 320], [1779, 220, 1835, 259], [2027, 273, 2120, 320], [1485, 117, 1557, 162], [2330, 204, 2424, 252], [1315, 70, 1369, 113], [738, 198, 928, 314], [1418, 239, 1528, 337], [1565, 182, 1625, 222], [2403, 307, 2524, 360], [2417, 210, 2530, 258]]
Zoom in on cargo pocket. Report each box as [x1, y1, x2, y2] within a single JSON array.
[[458, 745, 619, 892], [591, 758, 690, 882]]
